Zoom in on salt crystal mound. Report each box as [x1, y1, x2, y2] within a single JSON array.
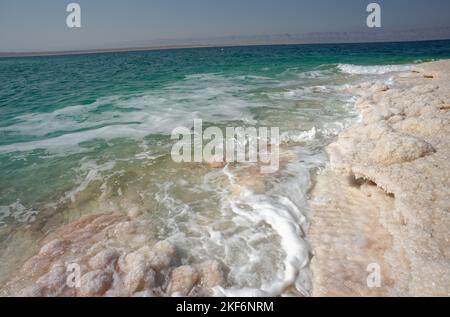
[[309, 60, 450, 296], [0, 214, 226, 297]]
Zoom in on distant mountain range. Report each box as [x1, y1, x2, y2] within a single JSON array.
[[128, 27, 450, 46], [2, 27, 450, 57]]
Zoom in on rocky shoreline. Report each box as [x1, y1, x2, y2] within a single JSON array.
[[308, 60, 450, 296], [2, 60, 449, 297]]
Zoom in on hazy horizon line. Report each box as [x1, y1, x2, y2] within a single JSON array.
[[2, 29, 450, 58]]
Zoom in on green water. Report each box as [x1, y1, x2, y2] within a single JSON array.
[[0, 40, 449, 294]]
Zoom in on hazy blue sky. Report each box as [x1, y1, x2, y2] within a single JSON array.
[[1, 0, 450, 51]]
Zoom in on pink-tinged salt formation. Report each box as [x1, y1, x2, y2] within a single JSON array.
[[309, 60, 450, 296], [0, 213, 226, 297]]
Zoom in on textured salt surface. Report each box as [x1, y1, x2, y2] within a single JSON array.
[[0, 213, 225, 296], [309, 60, 450, 296]]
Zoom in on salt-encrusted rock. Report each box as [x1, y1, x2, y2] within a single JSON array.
[[18, 265, 71, 297], [411, 84, 439, 94], [369, 133, 435, 166], [128, 234, 154, 248], [119, 250, 148, 273], [148, 241, 176, 270], [18, 284, 46, 297], [370, 83, 389, 93], [310, 60, 450, 297], [124, 265, 156, 293], [112, 219, 157, 242], [195, 260, 226, 288], [119, 242, 175, 273], [79, 270, 113, 297], [2, 213, 228, 297], [89, 248, 120, 270], [361, 122, 392, 140], [347, 82, 389, 95], [34, 265, 68, 296], [388, 115, 404, 124], [394, 117, 449, 136], [20, 254, 52, 278], [361, 109, 383, 124], [39, 239, 69, 257], [167, 265, 199, 296]]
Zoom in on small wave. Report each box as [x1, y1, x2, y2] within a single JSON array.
[[281, 67, 333, 79], [337, 64, 411, 75], [297, 70, 333, 79]]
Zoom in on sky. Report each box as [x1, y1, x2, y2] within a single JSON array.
[[1, 0, 450, 52]]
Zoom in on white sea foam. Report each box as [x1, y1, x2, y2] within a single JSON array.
[[280, 127, 317, 144], [267, 85, 337, 101], [337, 63, 411, 75], [214, 190, 310, 296], [0, 73, 263, 154], [212, 159, 314, 296], [0, 201, 38, 226]]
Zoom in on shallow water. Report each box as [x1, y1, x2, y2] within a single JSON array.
[[1, 41, 450, 295]]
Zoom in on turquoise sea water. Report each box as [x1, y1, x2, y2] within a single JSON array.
[[1, 40, 450, 294]]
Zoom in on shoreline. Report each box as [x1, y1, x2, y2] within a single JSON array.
[[1, 59, 449, 297], [2, 38, 450, 59], [308, 59, 450, 296]]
